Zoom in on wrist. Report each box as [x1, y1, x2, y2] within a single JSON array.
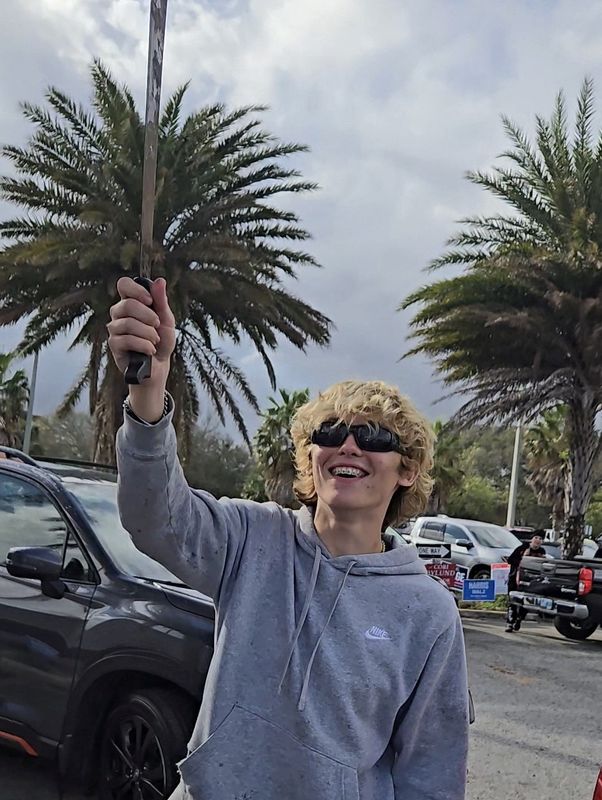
[[128, 384, 168, 424]]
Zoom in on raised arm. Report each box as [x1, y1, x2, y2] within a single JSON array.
[[109, 277, 270, 602]]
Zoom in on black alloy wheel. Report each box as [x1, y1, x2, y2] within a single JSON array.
[[99, 688, 195, 800]]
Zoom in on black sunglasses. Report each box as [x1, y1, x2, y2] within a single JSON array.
[[311, 420, 406, 454]]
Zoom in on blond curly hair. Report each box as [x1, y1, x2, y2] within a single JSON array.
[[290, 380, 434, 528]]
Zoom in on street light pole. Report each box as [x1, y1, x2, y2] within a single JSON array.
[[506, 422, 523, 527], [22, 351, 39, 455]]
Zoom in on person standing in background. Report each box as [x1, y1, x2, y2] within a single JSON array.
[[506, 531, 547, 632]]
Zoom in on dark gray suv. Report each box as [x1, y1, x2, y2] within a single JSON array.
[[0, 447, 214, 799]]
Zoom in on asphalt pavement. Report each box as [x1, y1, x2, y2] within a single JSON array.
[[2, 615, 601, 799], [465, 615, 602, 800]]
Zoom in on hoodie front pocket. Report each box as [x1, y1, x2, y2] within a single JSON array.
[[178, 704, 359, 800]]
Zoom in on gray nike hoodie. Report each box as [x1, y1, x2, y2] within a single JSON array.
[[116, 401, 469, 800]]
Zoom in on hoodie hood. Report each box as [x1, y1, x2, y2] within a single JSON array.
[[295, 504, 427, 576]]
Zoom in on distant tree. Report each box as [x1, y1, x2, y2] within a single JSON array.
[[447, 475, 507, 524], [439, 424, 548, 526], [30, 411, 94, 461], [524, 407, 570, 537], [184, 419, 253, 499], [0, 352, 29, 448], [247, 388, 310, 507], [0, 61, 331, 464], [402, 79, 602, 557], [585, 489, 602, 540], [426, 420, 464, 514], [241, 463, 269, 503]]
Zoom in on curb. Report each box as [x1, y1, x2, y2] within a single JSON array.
[[458, 609, 507, 620]]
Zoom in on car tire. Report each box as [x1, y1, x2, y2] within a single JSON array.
[[98, 687, 196, 800], [470, 567, 490, 580], [553, 615, 599, 641]]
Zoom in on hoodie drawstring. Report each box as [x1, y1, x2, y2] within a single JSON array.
[[277, 545, 321, 696], [297, 559, 356, 711], [277, 545, 357, 712]]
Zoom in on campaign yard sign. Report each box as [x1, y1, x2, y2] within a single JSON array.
[[462, 579, 496, 602], [491, 563, 510, 596], [454, 564, 469, 591], [425, 561, 457, 588]]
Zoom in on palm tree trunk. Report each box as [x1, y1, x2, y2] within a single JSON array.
[[551, 474, 568, 538], [93, 346, 199, 466], [166, 351, 196, 467], [425, 488, 442, 515], [551, 502, 564, 538], [0, 420, 10, 447], [93, 357, 128, 464], [88, 336, 103, 416], [563, 397, 598, 559]]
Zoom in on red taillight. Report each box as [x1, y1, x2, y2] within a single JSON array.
[[592, 767, 602, 800], [578, 567, 594, 596]]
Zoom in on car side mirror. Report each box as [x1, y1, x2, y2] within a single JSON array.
[[6, 546, 66, 599], [455, 538, 474, 549]]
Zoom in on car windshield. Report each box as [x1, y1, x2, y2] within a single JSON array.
[[467, 523, 520, 549], [64, 480, 185, 584]]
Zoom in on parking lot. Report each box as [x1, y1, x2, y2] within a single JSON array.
[[465, 615, 602, 800], [2, 615, 601, 800]]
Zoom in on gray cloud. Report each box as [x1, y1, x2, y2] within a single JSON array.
[[2, 0, 602, 436]]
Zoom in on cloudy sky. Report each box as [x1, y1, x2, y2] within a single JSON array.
[[2, 0, 602, 438]]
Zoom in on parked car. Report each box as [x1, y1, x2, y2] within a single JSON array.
[[392, 520, 413, 543], [507, 526, 537, 544], [0, 447, 213, 798], [593, 766, 602, 800], [511, 551, 602, 640], [541, 538, 598, 560], [411, 516, 522, 579]]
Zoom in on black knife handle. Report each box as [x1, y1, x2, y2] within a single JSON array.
[[124, 276, 154, 385]]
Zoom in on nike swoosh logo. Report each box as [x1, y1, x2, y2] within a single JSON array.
[[365, 627, 392, 641]]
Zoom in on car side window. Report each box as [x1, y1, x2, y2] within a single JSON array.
[[0, 473, 68, 566], [421, 521, 444, 543], [444, 523, 466, 544]]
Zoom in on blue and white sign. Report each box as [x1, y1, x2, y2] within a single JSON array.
[[462, 579, 496, 602], [454, 565, 469, 591]]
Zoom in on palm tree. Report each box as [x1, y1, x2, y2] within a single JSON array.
[[524, 407, 570, 537], [402, 78, 602, 557], [0, 61, 331, 463], [248, 388, 310, 507], [241, 465, 269, 503], [0, 352, 29, 447], [426, 420, 464, 514]]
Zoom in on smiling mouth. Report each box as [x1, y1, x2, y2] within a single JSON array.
[[329, 466, 368, 479]]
